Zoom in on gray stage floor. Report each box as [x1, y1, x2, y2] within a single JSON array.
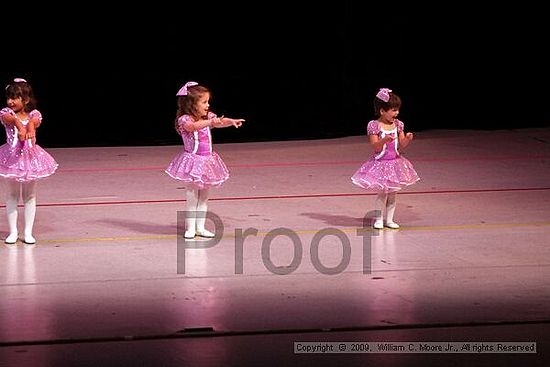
[[1, 128, 549, 366]]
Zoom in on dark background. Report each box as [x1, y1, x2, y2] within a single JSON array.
[[2, 3, 548, 148]]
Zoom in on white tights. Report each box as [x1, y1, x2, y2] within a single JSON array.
[[374, 192, 398, 227], [5, 180, 37, 244], [184, 188, 214, 238]]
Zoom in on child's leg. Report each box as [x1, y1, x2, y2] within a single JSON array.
[[195, 188, 214, 238], [5, 180, 21, 244], [185, 189, 199, 238], [374, 193, 386, 229], [385, 192, 399, 229], [22, 181, 37, 243]]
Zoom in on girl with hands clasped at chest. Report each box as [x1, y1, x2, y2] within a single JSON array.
[[351, 88, 419, 229], [0, 78, 58, 245], [165, 81, 244, 239]]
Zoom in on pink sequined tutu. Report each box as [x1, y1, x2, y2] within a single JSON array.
[[0, 141, 58, 182], [351, 156, 419, 193], [165, 150, 229, 189]]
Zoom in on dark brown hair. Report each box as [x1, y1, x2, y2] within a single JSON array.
[[5, 80, 37, 112], [174, 84, 210, 133]]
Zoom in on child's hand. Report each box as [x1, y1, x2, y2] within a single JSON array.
[[405, 132, 414, 141], [218, 117, 245, 128], [383, 135, 396, 143], [228, 118, 245, 128]]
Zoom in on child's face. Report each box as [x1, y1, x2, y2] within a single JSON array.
[[379, 107, 399, 123], [195, 92, 210, 118], [7, 96, 26, 113]]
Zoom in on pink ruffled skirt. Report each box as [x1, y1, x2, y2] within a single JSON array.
[[165, 151, 229, 189], [0, 142, 58, 182], [352, 156, 419, 193]]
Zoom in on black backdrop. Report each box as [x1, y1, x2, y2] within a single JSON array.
[[2, 3, 548, 147]]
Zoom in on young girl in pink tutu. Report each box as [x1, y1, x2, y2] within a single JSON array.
[[0, 78, 58, 244], [352, 88, 419, 229], [165, 81, 244, 239]]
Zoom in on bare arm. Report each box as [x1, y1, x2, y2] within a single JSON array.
[[26, 120, 36, 140], [213, 116, 245, 128], [183, 116, 245, 132], [182, 118, 216, 132], [398, 131, 414, 149], [369, 134, 395, 152], [1, 113, 28, 140], [1, 112, 25, 129]]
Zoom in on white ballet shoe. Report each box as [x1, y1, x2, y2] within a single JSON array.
[[196, 229, 215, 238], [385, 221, 400, 229], [184, 229, 196, 239], [373, 219, 384, 229], [5, 232, 18, 244], [24, 234, 36, 244]]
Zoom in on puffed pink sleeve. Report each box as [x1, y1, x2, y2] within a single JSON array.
[[29, 109, 43, 122], [366, 120, 379, 135], [177, 115, 194, 133], [206, 111, 218, 119], [396, 119, 404, 133]]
